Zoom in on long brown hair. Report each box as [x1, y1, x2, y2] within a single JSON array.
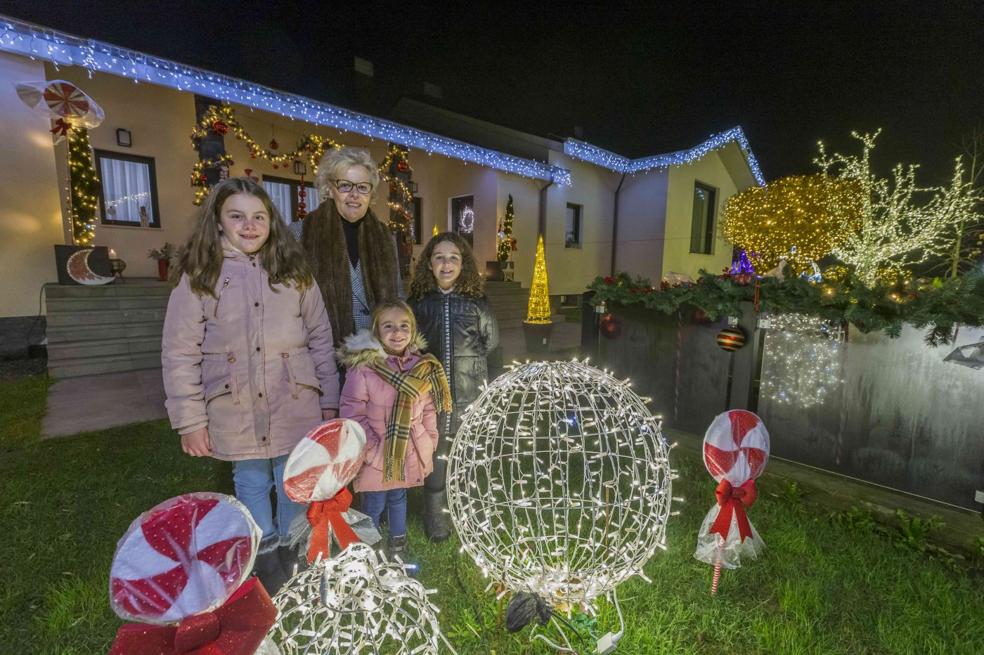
[[173, 177, 313, 296], [408, 232, 484, 299]]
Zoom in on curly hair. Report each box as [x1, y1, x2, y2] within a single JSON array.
[[172, 177, 312, 296], [315, 146, 380, 200], [409, 232, 484, 299]]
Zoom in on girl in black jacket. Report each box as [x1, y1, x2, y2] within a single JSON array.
[[408, 232, 499, 540]]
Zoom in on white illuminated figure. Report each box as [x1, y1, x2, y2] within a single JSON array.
[[447, 359, 675, 652], [270, 543, 457, 654]]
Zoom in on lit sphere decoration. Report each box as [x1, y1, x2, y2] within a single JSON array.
[[269, 543, 457, 654], [447, 359, 674, 614]]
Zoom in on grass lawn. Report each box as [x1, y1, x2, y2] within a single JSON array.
[[1, 374, 982, 654]]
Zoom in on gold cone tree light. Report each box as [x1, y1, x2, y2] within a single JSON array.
[[525, 234, 551, 324]]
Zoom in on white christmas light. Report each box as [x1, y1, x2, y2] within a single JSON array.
[[761, 313, 843, 408], [0, 16, 571, 185], [564, 127, 766, 185], [270, 543, 456, 654], [447, 360, 674, 614]]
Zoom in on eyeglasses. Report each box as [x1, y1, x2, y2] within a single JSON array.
[[332, 179, 373, 195]]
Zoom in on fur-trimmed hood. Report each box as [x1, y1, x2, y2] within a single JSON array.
[[339, 329, 428, 369]]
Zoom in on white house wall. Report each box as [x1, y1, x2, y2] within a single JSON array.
[[614, 170, 670, 283], [0, 53, 64, 318]]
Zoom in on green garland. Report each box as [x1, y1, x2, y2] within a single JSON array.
[[588, 271, 984, 346]]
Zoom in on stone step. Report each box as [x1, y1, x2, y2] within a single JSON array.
[[47, 336, 162, 361], [48, 352, 163, 379], [47, 322, 163, 344], [45, 308, 167, 328], [47, 295, 169, 312], [45, 280, 171, 298]]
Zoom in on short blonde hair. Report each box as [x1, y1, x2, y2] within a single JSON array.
[[316, 147, 380, 198], [371, 300, 417, 342]]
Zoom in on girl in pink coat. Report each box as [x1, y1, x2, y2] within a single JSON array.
[[162, 178, 339, 593], [339, 301, 451, 558]]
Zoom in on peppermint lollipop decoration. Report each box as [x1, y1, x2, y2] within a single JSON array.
[[283, 419, 380, 563], [108, 492, 279, 654], [694, 410, 769, 595]]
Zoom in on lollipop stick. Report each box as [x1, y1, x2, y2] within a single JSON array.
[[711, 537, 723, 596]]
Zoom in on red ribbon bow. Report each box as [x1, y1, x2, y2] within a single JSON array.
[[709, 479, 758, 542], [306, 487, 360, 563], [109, 577, 276, 655], [50, 118, 72, 137]]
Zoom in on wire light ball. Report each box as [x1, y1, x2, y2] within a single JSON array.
[[447, 359, 674, 611], [269, 543, 455, 654]]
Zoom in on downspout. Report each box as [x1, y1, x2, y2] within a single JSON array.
[[538, 178, 554, 236], [610, 173, 627, 276]]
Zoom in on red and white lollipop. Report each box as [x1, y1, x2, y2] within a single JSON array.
[[110, 493, 260, 624], [695, 410, 770, 584]]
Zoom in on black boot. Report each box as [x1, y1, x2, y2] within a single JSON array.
[[387, 534, 408, 558], [423, 490, 452, 542], [277, 544, 306, 581], [253, 548, 288, 597]]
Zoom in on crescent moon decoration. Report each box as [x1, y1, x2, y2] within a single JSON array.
[[66, 249, 115, 285]]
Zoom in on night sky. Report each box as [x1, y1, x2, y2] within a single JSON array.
[[5, 1, 983, 183]]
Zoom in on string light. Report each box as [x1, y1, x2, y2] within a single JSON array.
[[564, 127, 766, 186], [497, 194, 516, 264], [270, 543, 457, 654], [525, 234, 551, 324], [67, 127, 99, 245], [815, 130, 982, 286], [0, 16, 570, 185], [760, 313, 843, 408], [447, 359, 674, 647], [722, 174, 863, 272]]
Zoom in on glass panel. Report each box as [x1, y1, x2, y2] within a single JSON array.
[[100, 158, 153, 225], [691, 185, 712, 253], [264, 180, 293, 223]]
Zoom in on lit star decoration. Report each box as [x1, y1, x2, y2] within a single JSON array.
[[270, 543, 457, 655], [760, 313, 843, 408], [525, 234, 552, 324], [0, 17, 570, 185], [564, 127, 765, 186], [815, 130, 982, 286], [722, 174, 863, 273], [447, 360, 676, 650]]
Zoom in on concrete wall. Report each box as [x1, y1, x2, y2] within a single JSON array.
[[661, 150, 738, 280], [0, 53, 64, 319]]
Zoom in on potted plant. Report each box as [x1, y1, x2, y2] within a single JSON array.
[[148, 243, 175, 281]]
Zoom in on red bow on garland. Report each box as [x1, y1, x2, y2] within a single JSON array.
[[709, 479, 758, 542], [109, 577, 276, 655], [306, 487, 359, 563], [50, 118, 72, 137]]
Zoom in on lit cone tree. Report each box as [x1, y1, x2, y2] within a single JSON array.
[[497, 194, 515, 264], [525, 234, 552, 324], [67, 127, 100, 246]]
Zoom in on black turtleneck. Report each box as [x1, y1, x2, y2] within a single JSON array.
[[341, 216, 363, 267]]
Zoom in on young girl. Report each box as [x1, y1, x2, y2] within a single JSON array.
[[340, 301, 451, 557], [162, 177, 339, 593], [408, 232, 499, 541]]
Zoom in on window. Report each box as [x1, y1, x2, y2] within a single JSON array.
[[94, 150, 161, 228], [690, 182, 717, 254], [412, 197, 423, 245], [262, 175, 321, 223], [450, 195, 474, 247], [565, 203, 582, 248]]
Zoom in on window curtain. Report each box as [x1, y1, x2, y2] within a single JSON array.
[[100, 159, 152, 224], [264, 180, 293, 223]]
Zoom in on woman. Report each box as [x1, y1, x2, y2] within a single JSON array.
[[292, 147, 402, 345]]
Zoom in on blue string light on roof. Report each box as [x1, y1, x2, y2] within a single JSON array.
[[0, 16, 572, 185], [564, 127, 766, 186]]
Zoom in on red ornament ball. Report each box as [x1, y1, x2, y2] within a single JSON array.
[[269, 138, 279, 151], [210, 120, 228, 135], [600, 313, 621, 339], [716, 327, 746, 352], [396, 159, 410, 173]]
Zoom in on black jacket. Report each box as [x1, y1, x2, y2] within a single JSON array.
[[410, 291, 499, 435]]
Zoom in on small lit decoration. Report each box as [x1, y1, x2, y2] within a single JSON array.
[[447, 359, 675, 652], [432, 224, 440, 237], [815, 130, 982, 286], [715, 327, 746, 352], [457, 205, 475, 234], [497, 194, 516, 264], [382, 144, 416, 245], [282, 419, 380, 564], [760, 313, 843, 408], [599, 312, 621, 339], [723, 174, 863, 273], [270, 543, 457, 654], [66, 247, 115, 285], [525, 234, 552, 324], [729, 250, 756, 276], [565, 127, 765, 186], [108, 492, 280, 654], [695, 411, 769, 595], [0, 18, 569, 185]]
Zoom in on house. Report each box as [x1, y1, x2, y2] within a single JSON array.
[[0, 15, 763, 367]]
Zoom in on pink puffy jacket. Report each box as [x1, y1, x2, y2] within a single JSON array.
[[162, 247, 339, 461], [339, 331, 440, 492]]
